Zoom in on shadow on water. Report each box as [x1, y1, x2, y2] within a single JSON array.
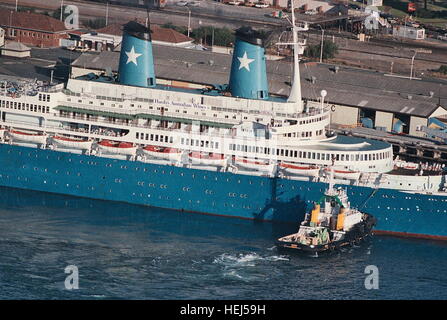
[[0, 186, 296, 241]]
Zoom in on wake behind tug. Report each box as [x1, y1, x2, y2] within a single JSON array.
[[276, 168, 376, 253]]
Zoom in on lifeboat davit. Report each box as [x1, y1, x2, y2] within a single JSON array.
[[98, 140, 137, 156], [9, 129, 48, 144], [325, 168, 361, 180], [142, 145, 182, 161], [189, 152, 227, 166], [235, 157, 273, 171], [279, 162, 320, 177], [52, 136, 93, 150]]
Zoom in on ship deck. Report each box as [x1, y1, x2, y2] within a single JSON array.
[[75, 73, 288, 103], [298, 135, 392, 152]]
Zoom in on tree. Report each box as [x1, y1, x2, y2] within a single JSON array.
[[17, 6, 36, 13], [437, 65, 447, 74], [303, 40, 338, 60], [191, 26, 234, 47], [84, 18, 107, 30]]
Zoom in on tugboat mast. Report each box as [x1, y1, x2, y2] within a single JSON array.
[[327, 157, 336, 196]]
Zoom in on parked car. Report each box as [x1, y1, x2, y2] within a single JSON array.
[[176, 0, 189, 6], [228, 1, 241, 5], [66, 46, 88, 52], [304, 9, 317, 15], [255, 2, 269, 8]]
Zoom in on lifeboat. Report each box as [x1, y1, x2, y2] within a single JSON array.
[[235, 157, 272, 171], [8, 129, 48, 144], [98, 140, 137, 156], [325, 167, 361, 180], [189, 152, 227, 166], [142, 145, 182, 161], [280, 162, 320, 177], [52, 136, 93, 150]]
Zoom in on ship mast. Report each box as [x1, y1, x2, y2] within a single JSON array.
[[286, 0, 308, 112]]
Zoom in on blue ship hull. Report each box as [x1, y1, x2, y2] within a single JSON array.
[[1, 143, 447, 239]]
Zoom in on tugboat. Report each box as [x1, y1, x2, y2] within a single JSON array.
[[276, 166, 376, 254]]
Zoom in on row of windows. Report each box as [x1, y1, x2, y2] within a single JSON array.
[[38, 94, 50, 102], [0, 100, 49, 113], [136, 132, 174, 144], [299, 115, 328, 125], [284, 129, 324, 138], [180, 137, 220, 149], [8, 29, 55, 39], [229, 143, 392, 162]]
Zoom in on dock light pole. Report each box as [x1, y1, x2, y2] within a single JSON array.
[[317, 24, 324, 63], [15, 0, 18, 11], [410, 51, 417, 80], [186, 6, 191, 38], [60, 0, 64, 21], [105, 1, 109, 26]]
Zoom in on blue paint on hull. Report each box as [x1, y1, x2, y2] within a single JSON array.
[[1, 144, 446, 238]]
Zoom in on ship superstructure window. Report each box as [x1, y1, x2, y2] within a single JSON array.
[[0, 100, 49, 114]]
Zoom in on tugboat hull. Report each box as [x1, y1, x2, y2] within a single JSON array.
[[276, 215, 376, 254]]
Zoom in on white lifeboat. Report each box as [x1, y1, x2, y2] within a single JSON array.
[[235, 157, 273, 171], [142, 145, 182, 161], [279, 162, 320, 177], [189, 152, 227, 166], [52, 136, 93, 150], [9, 129, 48, 144], [325, 167, 361, 180], [98, 140, 137, 156]]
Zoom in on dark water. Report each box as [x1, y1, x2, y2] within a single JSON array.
[[0, 187, 446, 300]]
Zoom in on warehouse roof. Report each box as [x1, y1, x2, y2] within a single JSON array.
[[0, 9, 68, 33], [70, 45, 447, 118], [96, 23, 192, 44]]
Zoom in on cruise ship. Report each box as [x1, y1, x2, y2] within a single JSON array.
[[0, 11, 446, 240]]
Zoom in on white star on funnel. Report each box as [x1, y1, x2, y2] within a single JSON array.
[[125, 46, 142, 65], [237, 51, 255, 72]]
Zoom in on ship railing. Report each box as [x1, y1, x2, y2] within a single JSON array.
[[3, 113, 242, 140], [55, 113, 244, 139], [1, 118, 128, 138], [59, 101, 239, 125]]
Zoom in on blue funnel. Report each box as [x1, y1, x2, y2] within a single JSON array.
[[228, 27, 269, 100], [118, 21, 156, 88]]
